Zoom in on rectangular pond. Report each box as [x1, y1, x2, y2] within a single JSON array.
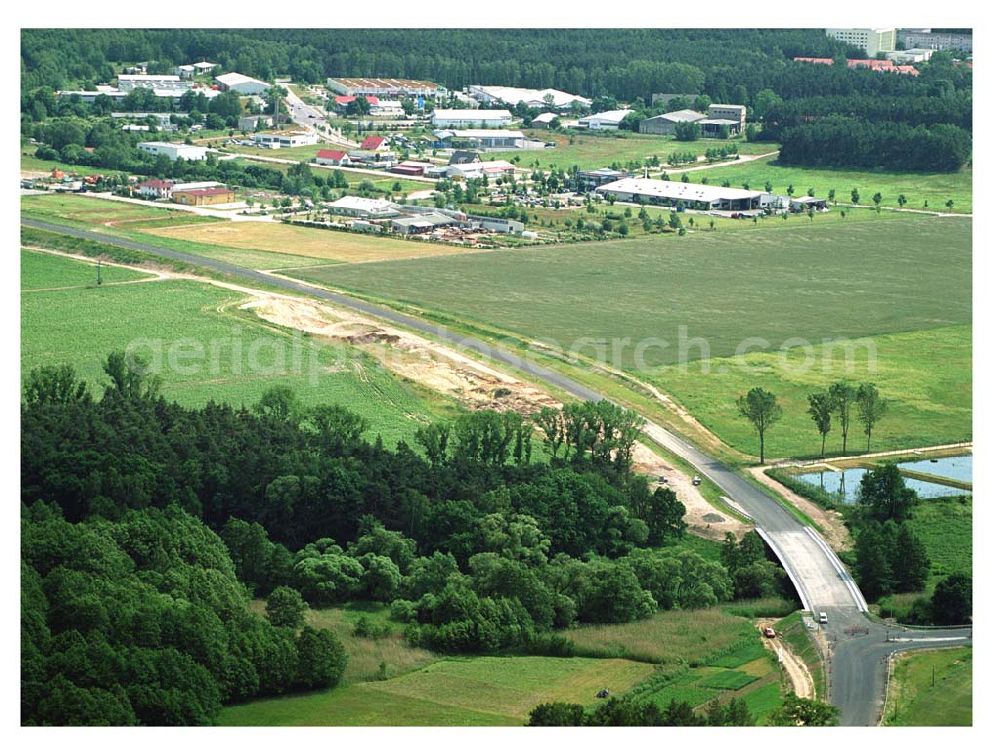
[[796, 467, 970, 503], [897, 454, 972, 484]]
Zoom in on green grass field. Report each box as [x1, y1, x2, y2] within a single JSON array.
[[21, 251, 452, 445], [673, 156, 972, 215], [649, 325, 971, 458], [21, 248, 149, 289], [566, 606, 763, 666], [884, 647, 972, 726], [288, 215, 970, 457], [219, 655, 654, 726], [494, 129, 778, 172]]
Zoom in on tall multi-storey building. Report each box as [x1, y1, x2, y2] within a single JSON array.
[[825, 28, 897, 57]]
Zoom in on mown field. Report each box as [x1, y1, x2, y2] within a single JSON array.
[[673, 156, 972, 215], [20, 250, 451, 445], [143, 220, 480, 264], [884, 647, 972, 726], [21, 193, 214, 231], [288, 215, 970, 457], [648, 325, 972, 458], [494, 129, 778, 172], [219, 653, 654, 726]]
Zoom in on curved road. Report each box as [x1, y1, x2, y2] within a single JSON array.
[[21, 217, 972, 724]]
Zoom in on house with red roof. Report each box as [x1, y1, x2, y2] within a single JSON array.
[[315, 149, 350, 166], [136, 178, 175, 199], [333, 94, 380, 112], [360, 135, 389, 151]]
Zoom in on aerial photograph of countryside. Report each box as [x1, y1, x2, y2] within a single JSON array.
[[18, 17, 977, 735]]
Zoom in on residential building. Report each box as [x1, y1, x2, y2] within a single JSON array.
[[360, 135, 389, 151], [825, 28, 897, 56], [578, 109, 632, 130], [111, 112, 177, 131], [328, 196, 401, 219], [326, 77, 447, 100], [314, 149, 351, 166], [468, 85, 591, 111], [706, 104, 746, 132], [193, 61, 218, 73], [252, 131, 318, 148], [172, 187, 236, 206], [469, 215, 525, 234], [449, 150, 481, 166], [596, 177, 764, 212], [137, 141, 208, 161], [434, 129, 525, 150], [900, 29, 972, 53], [175, 64, 196, 79], [215, 72, 270, 95], [794, 57, 920, 76], [117, 74, 191, 91], [431, 109, 513, 128], [577, 168, 629, 192], [639, 109, 705, 136], [136, 178, 174, 199]]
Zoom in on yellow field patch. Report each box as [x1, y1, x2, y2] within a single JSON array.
[[141, 220, 480, 264]]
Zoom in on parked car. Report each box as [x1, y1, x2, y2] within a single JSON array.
[[763, 627, 776, 639], [817, 612, 828, 624], [692, 475, 702, 486]]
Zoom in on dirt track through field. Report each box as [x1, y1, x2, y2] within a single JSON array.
[[759, 622, 815, 700], [23, 245, 738, 539]]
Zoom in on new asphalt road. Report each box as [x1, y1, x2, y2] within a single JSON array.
[[21, 217, 972, 724]]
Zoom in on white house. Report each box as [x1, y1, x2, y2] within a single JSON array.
[[578, 109, 633, 130], [137, 141, 208, 161], [431, 109, 513, 128], [314, 149, 351, 166], [215, 72, 270, 95]]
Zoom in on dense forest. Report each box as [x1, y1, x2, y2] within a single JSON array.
[[22, 355, 788, 724]]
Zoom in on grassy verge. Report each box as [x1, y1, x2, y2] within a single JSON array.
[[773, 611, 827, 701], [884, 647, 972, 726]]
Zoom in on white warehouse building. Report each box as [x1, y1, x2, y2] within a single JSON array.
[[138, 141, 208, 161], [252, 131, 319, 148], [431, 109, 513, 128], [215, 72, 270, 95], [578, 109, 632, 130], [596, 177, 764, 212]]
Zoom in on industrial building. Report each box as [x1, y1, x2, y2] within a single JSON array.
[[328, 196, 402, 219], [434, 129, 525, 150], [577, 109, 632, 130], [468, 85, 591, 111], [596, 178, 764, 212], [639, 109, 705, 136], [886, 49, 935, 64], [238, 114, 274, 131], [531, 112, 559, 126], [391, 212, 458, 234], [825, 28, 897, 56], [577, 168, 629, 191], [327, 77, 447, 100], [445, 161, 516, 180], [117, 74, 191, 91], [431, 109, 513, 128], [390, 161, 431, 177], [252, 131, 318, 148], [137, 141, 208, 161], [468, 215, 525, 234], [172, 186, 236, 206], [707, 104, 746, 131], [215, 72, 270, 95]]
